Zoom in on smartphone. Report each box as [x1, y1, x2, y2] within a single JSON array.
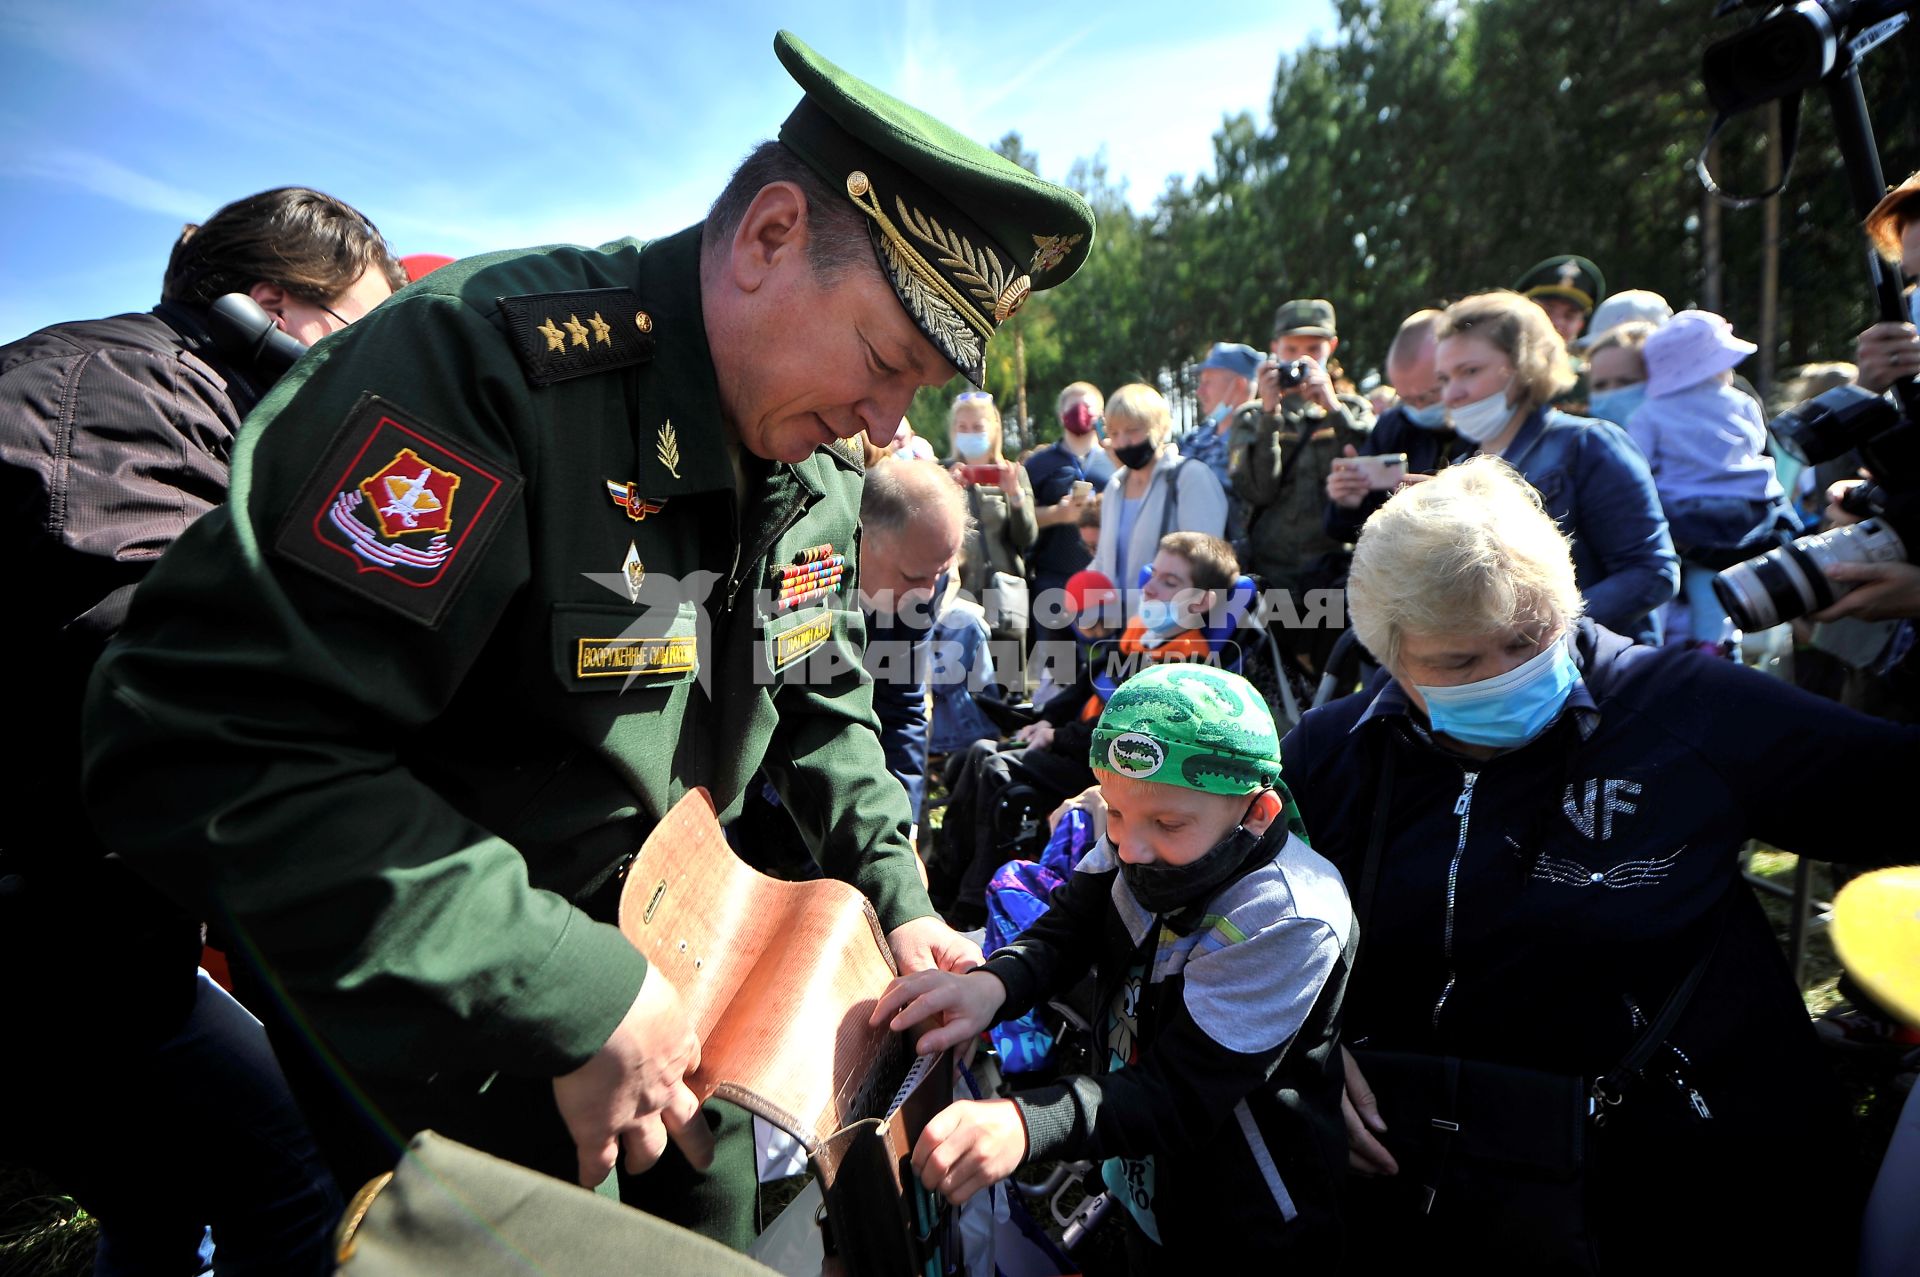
[[1070, 479, 1094, 501], [960, 462, 1004, 485], [1334, 453, 1409, 491]]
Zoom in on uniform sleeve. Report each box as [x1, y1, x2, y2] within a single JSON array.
[[761, 598, 936, 934], [1230, 410, 1284, 506], [1011, 907, 1343, 1165], [82, 293, 647, 1080], [870, 626, 931, 818], [1570, 422, 1680, 632]]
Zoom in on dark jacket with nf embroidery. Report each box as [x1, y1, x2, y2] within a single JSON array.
[[1281, 620, 1920, 1263], [981, 821, 1355, 1260], [82, 226, 933, 1083]]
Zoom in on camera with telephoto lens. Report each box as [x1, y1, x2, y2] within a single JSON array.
[[1714, 514, 1908, 631], [1272, 358, 1313, 391]]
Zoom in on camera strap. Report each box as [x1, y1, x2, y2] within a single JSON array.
[[1694, 91, 1802, 211]]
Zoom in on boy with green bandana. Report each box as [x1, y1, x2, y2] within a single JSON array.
[[873, 663, 1355, 1264]]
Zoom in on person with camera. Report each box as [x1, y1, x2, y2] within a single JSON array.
[[1324, 308, 1451, 545], [1230, 298, 1373, 665], [0, 186, 404, 1275], [1287, 457, 1920, 1273], [1854, 170, 1920, 396], [944, 389, 1036, 680]]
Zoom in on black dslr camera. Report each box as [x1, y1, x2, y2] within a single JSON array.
[[1697, 0, 1920, 630], [1271, 358, 1313, 392]]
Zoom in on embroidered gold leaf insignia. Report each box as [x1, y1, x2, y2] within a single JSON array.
[[878, 235, 982, 369], [656, 420, 682, 480], [537, 317, 565, 352], [895, 196, 1008, 307], [1029, 233, 1084, 274]]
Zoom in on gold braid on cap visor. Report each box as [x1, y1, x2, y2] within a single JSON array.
[[845, 171, 1024, 371]]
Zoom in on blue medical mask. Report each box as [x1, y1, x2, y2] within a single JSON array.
[[1448, 379, 1517, 444], [1138, 596, 1183, 635], [1588, 383, 1647, 427], [1402, 400, 1449, 430], [1414, 632, 1580, 749], [953, 432, 991, 460]]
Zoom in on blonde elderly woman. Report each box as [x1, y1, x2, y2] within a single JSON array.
[[1281, 458, 1920, 1273], [1426, 290, 1678, 638], [942, 391, 1036, 624], [1088, 382, 1227, 617]]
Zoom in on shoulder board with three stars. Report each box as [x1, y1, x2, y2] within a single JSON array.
[[497, 288, 656, 387]]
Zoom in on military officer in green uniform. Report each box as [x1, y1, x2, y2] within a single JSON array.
[[82, 31, 1093, 1249], [1229, 298, 1373, 668], [1515, 253, 1605, 415]]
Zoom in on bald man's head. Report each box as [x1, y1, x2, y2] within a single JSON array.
[[859, 457, 970, 617]]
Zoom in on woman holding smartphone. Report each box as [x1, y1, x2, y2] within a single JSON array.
[[945, 391, 1037, 653]]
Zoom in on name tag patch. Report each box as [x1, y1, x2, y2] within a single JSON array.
[[576, 635, 698, 679], [275, 395, 521, 628], [773, 613, 834, 670]]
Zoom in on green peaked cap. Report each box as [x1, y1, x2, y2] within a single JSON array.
[[1090, 664, 1283, 797], [773, 30, 1096, 387], [1515, 254, 1606, 313]]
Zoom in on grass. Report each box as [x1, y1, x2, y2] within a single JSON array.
[[0, 1168, 93, 1277]]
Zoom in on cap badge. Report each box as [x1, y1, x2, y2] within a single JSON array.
[[1030, 233, 1084, 274]]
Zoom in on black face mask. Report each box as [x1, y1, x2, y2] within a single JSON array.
[[1113, 440, 1157, 471], [1119, 795, 1269, 915]]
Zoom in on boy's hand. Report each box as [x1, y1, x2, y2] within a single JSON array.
[[912, 1099, 1028, 1205], [869, 968, 1006, 1054], [1339, 1046, 1398, 1176]]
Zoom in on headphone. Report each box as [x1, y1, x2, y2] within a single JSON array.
[[205, 292, 308, 379]]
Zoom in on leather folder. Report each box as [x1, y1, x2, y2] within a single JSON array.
[[618, 789, 957, 1274]]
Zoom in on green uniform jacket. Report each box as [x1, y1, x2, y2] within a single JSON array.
[[1228, 393, 1373, 590], [83, 225, 932, 1083]]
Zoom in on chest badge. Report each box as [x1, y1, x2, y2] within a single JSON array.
[[656, 420, 682, 480], [605, 479, 666, 522], [620, 542, 646, 604], [770, 543, 845, 612]]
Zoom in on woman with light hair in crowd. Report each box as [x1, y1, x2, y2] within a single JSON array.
[[1088, 382, 1227, 618], [1281, 456, 1919, 1273], [942, 390, 1036, 655], [1430, 289, 1678, 638]]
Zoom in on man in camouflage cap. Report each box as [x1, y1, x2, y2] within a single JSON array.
[[1229, 298, 1373, 668], [871, 660, 1355, 1261], [83, 29, 1092, 1248], [1516, 254, 1605, 413]]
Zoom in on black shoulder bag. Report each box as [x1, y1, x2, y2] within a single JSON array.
[[1346, 732, 1722, 1274]]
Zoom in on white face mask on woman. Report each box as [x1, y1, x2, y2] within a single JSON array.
[[1449, 378, 1517, 444]]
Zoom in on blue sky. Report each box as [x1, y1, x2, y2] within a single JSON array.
[[0, 1, 1334, 340]]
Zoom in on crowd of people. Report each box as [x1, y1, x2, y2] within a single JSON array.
[[5, 23, 1920, 1277]]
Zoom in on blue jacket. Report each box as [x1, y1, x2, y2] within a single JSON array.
[[1281, 621, 1920, 1264], [1326, 407, 1678, 636], [866, 610, 930, 817]]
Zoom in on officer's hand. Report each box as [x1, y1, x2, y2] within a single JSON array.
[[912, 1099, 1027, 1205], [1810, 559, 1920, 622], [1326, 444, 1370, 509], [887, 915, 983, 976], [869, 967, 1007, 1053], [1854, 320, 1920, 393], [552, 968, 712, 1187]]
